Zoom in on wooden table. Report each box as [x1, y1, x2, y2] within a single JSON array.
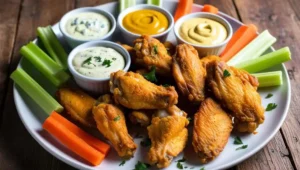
[[0, 0, 298, 169]]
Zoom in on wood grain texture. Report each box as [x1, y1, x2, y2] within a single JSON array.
[[234, 0, 300, 169], [0, 0, 22, 126], [0, 0, 75, 169]]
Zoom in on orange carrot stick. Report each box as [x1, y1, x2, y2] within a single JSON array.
[[50, 111, 110, 155], [220, 24, 257, 62], [174, 0, 193, 22], [202, 4, 218, 14], [43, 116, 104, 166]]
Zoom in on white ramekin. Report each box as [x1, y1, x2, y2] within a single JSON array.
[[59, 7, 116, 48], [174, 12, 233, 57], [68, 41, 131, 94], [117, 4, 174, 45]]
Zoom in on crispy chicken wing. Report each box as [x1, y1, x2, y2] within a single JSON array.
[[192, 98, 233, 163], [56, 88, 96, 127], [110, 70, 178, 109], [133, 35, 172, 76], [172, 44, 206, 103], [129, 110, 151, 127], [93, 103, 137, 158], [148, 113, 189, 168], [206, 61, 264, 133]]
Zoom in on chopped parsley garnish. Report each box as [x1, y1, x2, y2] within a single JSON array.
[[187, 117, 192, 122], [143, 66, 157, 83], [82, 57, 92, 66], [265, 93, 273, 99], [234, 136, 243, 145], [119, 160, 126, 166], [223, 69, 231, 78], [141, 138, 151, 147], [112, 57, 117, 61], [200, 168, 205, 170], [133, 161, 151, 170], [71, 18, 78, 26], [162, 84, 171, 87], [266, 103, 277, 111], [176, 157, 186, 162], [153, 45, 158, 54], [236, 145, 248, 150], [177, 162, 183, 169], [113, 115, 120, 121], [102, 59, 112, 67], [94, 56, 102, 62]]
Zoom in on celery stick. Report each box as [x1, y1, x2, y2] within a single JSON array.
[[11, 68, 63, 114], [20, 42, 70, 87], [235, 47, 291, 73], [147, 0, 162, 6], [252, 71, 282, 87], [37, 26, 68, 70], [119, 0, 136, 12], [227, 30, 276, 66]]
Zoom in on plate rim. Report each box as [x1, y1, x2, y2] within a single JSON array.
[[12, 1, 292, 170]]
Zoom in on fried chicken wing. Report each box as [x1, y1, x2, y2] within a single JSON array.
[[93, 103, 137, 158], [110, 70, 178, 109], [192, 98, 233, 163], [172, 44, 206, 103], [206, 61, 264, 133], [56, 88, 96, 127], [148, 112, 189, 168], [129, 110, 151, 127], [133, 35, 172, 76]]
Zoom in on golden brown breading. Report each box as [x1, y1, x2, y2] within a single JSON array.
[[93, 103, 137, 158], [206, 61, 264, 133], [172, 44, 206, 103], [110, 70, 178, 109], [129, 110, 151, 127], [192, 98, 233, 163]]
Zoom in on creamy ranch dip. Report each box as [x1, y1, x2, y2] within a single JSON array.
[[66, 12, 110, 40], [73, 47, 125, 78]]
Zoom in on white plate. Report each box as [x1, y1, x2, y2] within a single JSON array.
[[13, 0, 291, 170]]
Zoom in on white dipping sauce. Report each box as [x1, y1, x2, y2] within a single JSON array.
[[73, 47, 125, 78], [66, 12, 110, 40]]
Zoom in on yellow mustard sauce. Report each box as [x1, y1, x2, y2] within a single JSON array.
[[179, 18, 228, 46], [122, 9, 168, 35]]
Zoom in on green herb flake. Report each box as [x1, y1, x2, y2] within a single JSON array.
[[94, 56, 102, 62], [176, 157, 186, 162], [266, 103, 277, 111], [200, 168, 205, 170], [184, 166, 188, 169], [153, 45, 158, 54], [162, 84, 171, 87], [119, 160, 126, 166], [143, 66, 158, 83], [233, 136, 243, 145], [177, 162, 183, 169], [141, 138, 151, 147], [113, 115, 120, 121], [187, 117, 192, 122], [133, 161, 151, 170], [236, 145, 248, 151], [112, 57, 117, 61], [223, 69, 231, 78], [102, 59, 112, 67], [82, 57, 92, 66], [265, 93, 273, 99]]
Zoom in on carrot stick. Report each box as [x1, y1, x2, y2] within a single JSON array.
[[220, 24, 257, 62], [43, 116, 104, 166], [50, 111, 110, 155], [202, 4, 218, 14], [174, 0, 193, 22]]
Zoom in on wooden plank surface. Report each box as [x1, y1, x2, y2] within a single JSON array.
[[234, 0, 300, 169], [0, 0, 298, 170]]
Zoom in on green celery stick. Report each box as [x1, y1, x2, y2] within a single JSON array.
[[37, 26, 68, 70], [235, 47, 291, 73], [119, 0, 136, 12], [11, 68, 63, 114], [228, 30, 276, 66], [147, 0, 162, 6], [20, 42, 70, 87], [252, 71, 282, 87]]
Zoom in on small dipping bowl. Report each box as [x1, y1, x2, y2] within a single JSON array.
[[174, 12, 233, 57], [68, 41, 131, 94], [60, 7, 116, 48], [117, 4, 174, 45]]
